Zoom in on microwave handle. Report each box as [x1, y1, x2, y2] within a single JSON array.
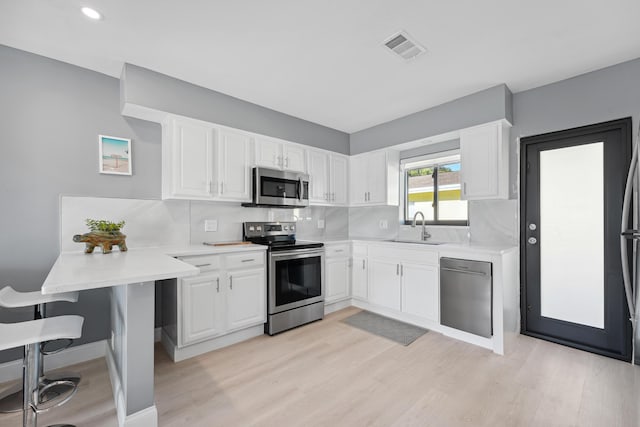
[[298, 177, 302, 201]]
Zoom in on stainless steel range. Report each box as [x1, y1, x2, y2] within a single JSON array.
[[243, 221, 324, 335]]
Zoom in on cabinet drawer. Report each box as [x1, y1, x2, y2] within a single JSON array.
[[178, 255, 221, 272], [225, 252, 265, 269], [325, 243, 350, 258]]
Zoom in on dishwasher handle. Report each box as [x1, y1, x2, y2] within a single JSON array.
[[440, 266, 488, 277]]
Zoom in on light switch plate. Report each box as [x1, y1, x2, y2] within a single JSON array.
[[204, 219, 218, 232], [317, 219, 325, 229]]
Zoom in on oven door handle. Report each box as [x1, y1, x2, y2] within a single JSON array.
[[297, 177, 302, 201], [271, 248, 324, 259]]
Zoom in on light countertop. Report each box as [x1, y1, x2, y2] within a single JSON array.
[[42, 248, 198, 294]]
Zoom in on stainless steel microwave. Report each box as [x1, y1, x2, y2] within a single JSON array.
[[242, 167, 310, 208]]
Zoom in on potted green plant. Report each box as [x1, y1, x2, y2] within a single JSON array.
[[73, 219, 128, 254]]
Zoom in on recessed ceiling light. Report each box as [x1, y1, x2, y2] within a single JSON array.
[[81, 7, 102, 20]]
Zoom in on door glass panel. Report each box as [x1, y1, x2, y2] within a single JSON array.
[[274, 256, 322, 306], [539, 142, 604, 328]]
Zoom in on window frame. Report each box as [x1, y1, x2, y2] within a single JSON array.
[[401, 151, 469, 226]]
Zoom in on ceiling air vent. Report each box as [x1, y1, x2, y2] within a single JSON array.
[[383, 31, 426, 61]]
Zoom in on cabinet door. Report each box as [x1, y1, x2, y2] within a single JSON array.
[[368, 258, 401, 310], [460, 122, 500, 199], [401, 262, 438, 322], [330, 154, 349, 205], [254, 136, 281, 169], [326, 258, 350, 303], [366, 151, 388, 204], [180, 272, 225, 346], [171, 119, 214, 198], [218, 129, 252, 201], [283, 144, 306, 172], [349, 155, 367, 205], [307, 149, 330, 204], [351, 256, 368, 301], [227, 268, 266, 331]]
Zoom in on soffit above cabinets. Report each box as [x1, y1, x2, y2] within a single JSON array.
[[1, 1, 639, 133]]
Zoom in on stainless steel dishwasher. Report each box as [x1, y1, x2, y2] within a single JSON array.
[[440, 257, 493, 338]]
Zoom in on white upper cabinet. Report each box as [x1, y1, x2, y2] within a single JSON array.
[[282, 144, 306, 172], [254, 136, 306, 172], [329, 154, 349, 206], [349, 150, 400, 206], [162, 115, 253, 202], [217, 129, 252, 202], [460, 121, 510, 200], [307, 149, 330, 204], [164, 118, 215, 199], [307, 149, 349, 206]]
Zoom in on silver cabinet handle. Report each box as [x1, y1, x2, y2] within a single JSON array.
[[334, 249, 344, 253], [194, 263, 211, 268], [362, 259, 365, 269], [401, 264, 403, 276], [220, 182, 224, 194], [241, 258, 255, 263], [285, 157, 289, 168], [396, 264, 399, 275], [229, 275, 233, 289], [208, 181, 212, 193], [216, 277, 220, 292], [463, 182, 467, 196]]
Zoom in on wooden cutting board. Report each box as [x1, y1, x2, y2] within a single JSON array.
[[203, 241, 253, 247]]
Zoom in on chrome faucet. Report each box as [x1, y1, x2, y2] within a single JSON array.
[[412, 211, 431, 241]]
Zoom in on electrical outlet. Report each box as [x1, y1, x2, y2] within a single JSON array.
[[379, 220, 388, 230], [204, 219, 218, 232], [317, 219, 325, 229]]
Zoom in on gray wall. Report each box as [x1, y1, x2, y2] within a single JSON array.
[[0, 45, 163, 363], [350, 84, 512, 155], [510, 57, 640, 199], [121, 64, 350, 154]]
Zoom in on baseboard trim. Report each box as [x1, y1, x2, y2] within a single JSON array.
[[154, 327, 161, 343], [0, 340, 106, 384], [324, 298, 352, 315], [162, 325, 264, 362]]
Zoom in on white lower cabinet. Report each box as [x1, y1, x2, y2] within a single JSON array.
[[326, 258, 350, 303], [181, 272, 225, 345], [351, 256, 368, 300], [165, 251, 267, 351], [401, 262, 438, 322], [364, 245, 439, 324], [368, 259, 402, 311], [226, 268, 266, 331], [324, 243, 351, 304]]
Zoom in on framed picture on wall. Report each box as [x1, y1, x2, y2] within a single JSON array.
[[99, 135, 132, 175]]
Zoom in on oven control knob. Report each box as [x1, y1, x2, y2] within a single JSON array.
[[249, 226, 255, 231], [256, 226, 262, 231], [284, 226, 289, 230], [291, 226, 295, 231]]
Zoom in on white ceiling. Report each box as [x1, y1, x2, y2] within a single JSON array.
[[1, 0, 639, 133]]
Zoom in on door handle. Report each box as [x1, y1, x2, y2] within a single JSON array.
[[298, 177, 303, 201], [527, 237, 538, 245]]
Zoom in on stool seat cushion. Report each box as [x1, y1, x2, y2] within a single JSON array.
[[0, 286, 78, 308], [0, 316, 84, 351]]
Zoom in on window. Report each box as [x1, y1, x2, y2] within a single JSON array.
[[403, 152, 468, 225]]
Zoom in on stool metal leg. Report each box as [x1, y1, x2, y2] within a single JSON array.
[[23, 343, 39, 427]]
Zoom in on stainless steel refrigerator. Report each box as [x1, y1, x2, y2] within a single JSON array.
[[620, 121, 640, 365]]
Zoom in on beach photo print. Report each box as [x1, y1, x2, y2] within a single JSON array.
[[99, 135, 132, 175]]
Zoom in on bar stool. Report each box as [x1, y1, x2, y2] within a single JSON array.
[[0, 286, 81, 413], [0, 315, 84, 427]]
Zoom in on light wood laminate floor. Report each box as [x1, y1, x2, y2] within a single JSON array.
[[1, 307, 638, 426]]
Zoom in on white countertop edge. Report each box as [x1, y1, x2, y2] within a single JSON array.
[[305, 238, 517, 255]]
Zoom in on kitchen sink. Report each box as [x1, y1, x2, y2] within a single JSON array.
[[386, 239, 446, 245]]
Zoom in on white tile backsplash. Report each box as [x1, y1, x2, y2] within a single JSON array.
[[60, 196, 190, 252]]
